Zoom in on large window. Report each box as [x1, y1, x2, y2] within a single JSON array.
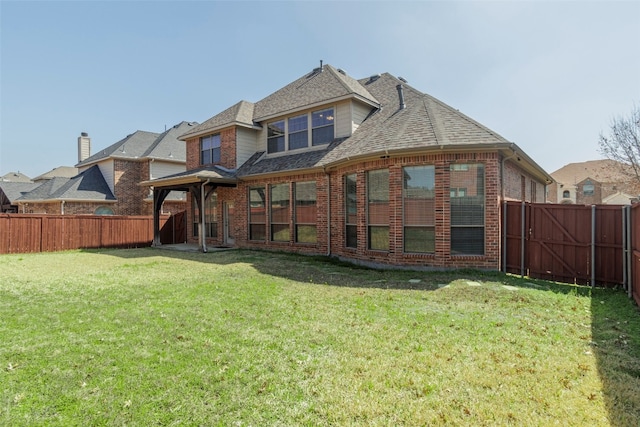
[[345, 174, 357, 248], [403, 166, 435, 253], [367, 169, 389, 251], [270, 184, 290, 242], [450, 163, 484, 255], [249, 187, 266, 241], [200, 134, 221, 165], [192, 192, 218, 238], [295, 181, 317, 243], [267, 108, 334, 154]]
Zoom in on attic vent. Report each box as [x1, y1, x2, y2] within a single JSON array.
[[337, 68, 346, 75], [368, 74, 381, 83], [81, 132, 88, 137], [398, 76, 408, 83]]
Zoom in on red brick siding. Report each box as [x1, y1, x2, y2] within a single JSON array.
[[186, 128, 237, 170], [503, 159, 546, 203], [113, 159, 147, 215]]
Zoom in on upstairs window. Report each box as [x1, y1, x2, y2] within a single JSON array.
[[201, 134, 221, 165], [583, 180, 594, 196], [267, 108, 334, 154], [312, 108, 334, 146], [562, 190, 570, 198]]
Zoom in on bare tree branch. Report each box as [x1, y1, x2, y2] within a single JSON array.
[[598, 104, 640, 189]]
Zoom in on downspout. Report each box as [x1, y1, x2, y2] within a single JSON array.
[[326, 170, 331, 256], [201, 179, 211, 253], [61, 200, 66, 215]]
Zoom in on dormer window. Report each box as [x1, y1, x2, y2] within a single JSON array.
[[267, 107, 334, 154], [562, 190, 570, 198], [201, 134, 221, 165]]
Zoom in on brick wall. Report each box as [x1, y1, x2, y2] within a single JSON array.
[[113, 159, 148, 215], [185, 128, 238, 170], [186, 151, 535, 270], [503, 159, 546, 203]]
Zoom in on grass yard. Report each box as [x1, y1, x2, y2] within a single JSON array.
[[0, 248, 639, 426]]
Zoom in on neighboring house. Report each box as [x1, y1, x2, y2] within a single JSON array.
[[144, 64, 552, 270], [0, 181, 39, 212], [548, 159, 638, 205], [32, 166, 79, 183], [16, 122, 194, 215], [0, 171, 32, 182]]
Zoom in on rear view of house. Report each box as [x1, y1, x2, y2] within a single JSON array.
[[145, 64, 552, 270]]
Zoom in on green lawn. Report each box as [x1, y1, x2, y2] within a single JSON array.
[[0, 248, 639, 426]]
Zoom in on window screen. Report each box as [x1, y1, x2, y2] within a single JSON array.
[[270, 184, 290, 241], [450, 163, 484, 255], [345, 174, 357, 248], [403, 165, 435, 253], [295, 181, 317, 243], [367, 169, 389, 251]]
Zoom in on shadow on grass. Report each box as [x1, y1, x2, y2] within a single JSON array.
[[590, 287, 640, 426]]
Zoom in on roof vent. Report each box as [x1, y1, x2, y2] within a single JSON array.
[[368, 74, 381, 83], [81, 132, 88, 137], [396, 84, 406, 110], [398, 76, 408, 83], [337, 68, 346, 75]]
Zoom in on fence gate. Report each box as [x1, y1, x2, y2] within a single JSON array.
[[160, 211, 187, 244], [503, 202, 628, 288]]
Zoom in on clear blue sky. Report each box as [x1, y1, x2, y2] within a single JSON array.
[[1, 0, 639, 178]]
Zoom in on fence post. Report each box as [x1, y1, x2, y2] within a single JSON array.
[[623, 206, 628, 293], [521, 201, 525, 277], [591, 205, 596, 288], [626, 205, 633, 299]]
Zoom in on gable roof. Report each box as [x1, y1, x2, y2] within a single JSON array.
[[0, 171, 32, 182], [142, 121, 195, 162], [76, 130, 160, 167], [551, 159, 633, 185], [0, 182, 39, 203], [17, 165, 115, 202], [180, 101, 256, 140], [253, 64, 379, 121], [32, 166, 79, 182]]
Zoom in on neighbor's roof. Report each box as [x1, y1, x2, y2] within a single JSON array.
[[551, 159, 632, 185], [142, 121, 196, 162], [0, 182, 39, 202], [0, 171, 32, 182], [76, 130, 160, 167], [32, 166, 79, 181], [17, 165, 115, 202]]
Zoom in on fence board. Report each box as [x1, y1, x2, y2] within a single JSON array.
[[0, 214, 172, 254]]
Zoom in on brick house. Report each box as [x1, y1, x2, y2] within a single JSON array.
[[144, 64, 552, 270], [15, 122, 194, 215], [548, 159, 638, 205]]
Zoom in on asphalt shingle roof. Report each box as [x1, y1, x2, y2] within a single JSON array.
[[17, 165, 115, 201], [76, 130, 160, 167], [0, 182, 39, 202], [143, 121, 195, 162], [181, 101, 255, 139]]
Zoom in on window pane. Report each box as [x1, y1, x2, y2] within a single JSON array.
[[312, 109, 334, 127], [271, 224, 290, 242], [288, 115, 308, 133], [346, 225, 357, 248], [250, 224, 266, 241], [312, 108, 334, 146], [368, 169, 389, 226], [289, 131, 308, 150], [271, 184, 290, 223], [268, 121, 285, 153], [345, 174, 357, 225], [450, 163, 485, 255], [404, 166, 434, 226], [296, 225, 317, 243], [451, 227, 484, 255], [404, 227, 435, 253], [295, 182, 316, 224], [369, 226, 389, 251], [212, 147, 221, 163], [201, 150, 211, 165], [312, 126, 334, 146], [249, 187, 266, 241]]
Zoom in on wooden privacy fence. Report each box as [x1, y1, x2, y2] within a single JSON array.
[[503, 202, 640, 305], [0, 213, 185, 254]]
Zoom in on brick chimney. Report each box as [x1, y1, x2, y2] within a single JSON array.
[[78, 132, 91, 162]]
